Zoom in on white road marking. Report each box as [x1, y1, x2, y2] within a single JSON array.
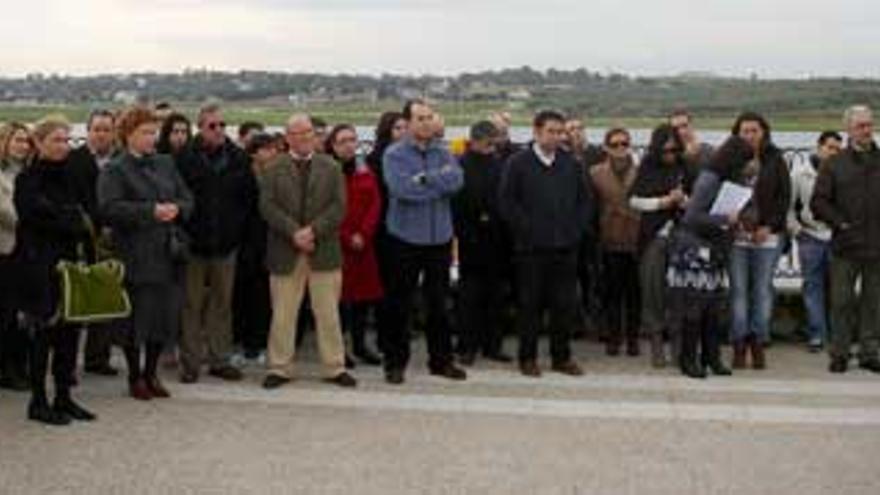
[[434, 369, 880, 398], [179, 383, 880, 426]]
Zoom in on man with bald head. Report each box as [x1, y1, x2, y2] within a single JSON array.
[[812, 105, 880, 374], [259, 114, 356, 389]]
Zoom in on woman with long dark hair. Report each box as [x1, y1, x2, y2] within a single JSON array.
[[366, 112, 406, 355], [327, 124, 383, 366], [156, 112, 192, 157], [727, 112, 791, 370], [671, 136, 755, 378], [15, 116, 95, 424], [629, 124, 694, 368]]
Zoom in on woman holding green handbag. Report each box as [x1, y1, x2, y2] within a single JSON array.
[[98, 106, 194, 401], [14, 116, 96, 426]]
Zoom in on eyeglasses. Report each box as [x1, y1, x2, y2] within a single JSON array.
[[608, 141, 630, 149], [206, 121, 227, 131], [662, 147, 682, 154]]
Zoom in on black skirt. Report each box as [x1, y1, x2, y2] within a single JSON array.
[[127, 283, 182, 348]]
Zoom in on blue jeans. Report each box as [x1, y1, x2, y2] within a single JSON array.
[[729, 243, 783, 343], [797, 234, 831, 343]]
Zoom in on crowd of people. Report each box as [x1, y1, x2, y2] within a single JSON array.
[[0, 99, 878, 426]]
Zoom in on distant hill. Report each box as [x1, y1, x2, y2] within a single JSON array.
[[1, 66, 877, 119]]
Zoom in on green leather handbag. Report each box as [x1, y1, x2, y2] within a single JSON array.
[[55, 210, 131, 324]]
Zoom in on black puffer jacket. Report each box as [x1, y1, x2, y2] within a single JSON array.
[[176, 136, 257, 258]]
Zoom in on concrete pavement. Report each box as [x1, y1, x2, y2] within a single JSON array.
[[1, 338, 879, 495]]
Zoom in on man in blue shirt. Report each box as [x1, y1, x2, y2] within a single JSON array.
[[382, 100, 466, 384]]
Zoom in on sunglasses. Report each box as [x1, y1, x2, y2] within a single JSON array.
[[663, 147, 682, 154], [609, 141, 630, 149], [206, 121, 227, 131]]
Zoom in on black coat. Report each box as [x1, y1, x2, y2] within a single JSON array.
[[176, 136, 257, 258], [67, 145, 119, 228], [498, 146, 592, 253], [98, 152, 194, 285], [630, 156, 697, 252], [811, 142, 880, 260], [452, 150, 506, 270], [13, 159, 90, 317]]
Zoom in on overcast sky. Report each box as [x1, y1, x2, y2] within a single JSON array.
[[2, 0, 878, 78]]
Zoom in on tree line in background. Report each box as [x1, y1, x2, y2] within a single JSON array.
[[1, 67, 879, 120]]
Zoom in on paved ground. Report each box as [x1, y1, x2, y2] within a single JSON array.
[[1, 337, 879, 495]]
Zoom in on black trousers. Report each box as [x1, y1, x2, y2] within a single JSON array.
[[458, 264, 505, 356], [576, 237, 603, 336], [233, 266, 271, 356], [340, 301, 377, 350], [0, 256, 28, 380], [670, 295, 723, 366], [382, 236, 453, 371], [603, 252, 641, 345], [516, 249, 578, 364], [30, 322, 80, 400]]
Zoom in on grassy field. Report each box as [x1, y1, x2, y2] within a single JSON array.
[[0, 102, 846, 131]]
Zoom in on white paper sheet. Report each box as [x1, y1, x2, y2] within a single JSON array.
[[710, 181, 752, 216]]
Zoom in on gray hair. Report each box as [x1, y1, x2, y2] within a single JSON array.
[[286, 113, 313, 132], [197, 102, 222, 126], [843, 105, 873, 127]]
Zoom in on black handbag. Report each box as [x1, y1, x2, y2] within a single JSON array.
[[168, 225, 191, 264]]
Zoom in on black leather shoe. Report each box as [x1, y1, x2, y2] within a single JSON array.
[[429, 364, 467, 381], [484, 351, 513, 363], [179, 370, 199, 384], [858, 359, 880, 373], [680, 360, 707, 379], [28, 400, 71, 426], [353, 347, 382, 366], [385, 368, 405, 385], [519, 360, 542, 378], [326, 372, 358, 388], [829, 357, 849, 374], [704, 359, 733, 376], [53, 398, 97, 421], [551, 360, 585, 377], [262, 375, 291, 389], [84, 364, 119, 377], [208, 365, 243, 381], [458, 352, 477, 367]]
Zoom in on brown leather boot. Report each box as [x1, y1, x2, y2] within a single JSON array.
[[732, 341, 747, 369], [650, 333, 666, 368], [750, 338, 766, 370], [129, 378, 153, 401]]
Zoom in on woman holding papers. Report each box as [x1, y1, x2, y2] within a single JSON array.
[[673, 136, 755, 378]]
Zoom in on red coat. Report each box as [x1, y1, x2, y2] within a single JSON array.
[[340, 165, 384, 302]]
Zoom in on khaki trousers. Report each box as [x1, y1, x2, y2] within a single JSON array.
[[267, 257, 345, 378], [181, 253, 237, 373]]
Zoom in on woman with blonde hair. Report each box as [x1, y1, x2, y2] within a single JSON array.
[[1, 122, 34, 391], [98, 106, 193, 400], [14, 116, 95, 425]]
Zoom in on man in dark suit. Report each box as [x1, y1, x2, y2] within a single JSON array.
[[68, 109, 121, 377]]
